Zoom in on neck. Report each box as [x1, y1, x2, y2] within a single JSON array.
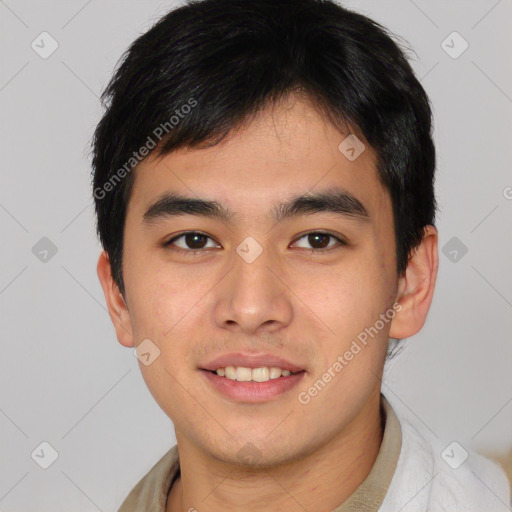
[[167, 391, 383, 512]]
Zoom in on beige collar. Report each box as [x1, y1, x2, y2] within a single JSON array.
[[118, 393, 402, 512]]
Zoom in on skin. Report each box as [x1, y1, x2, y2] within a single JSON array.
[[97, 92, 438, 512]]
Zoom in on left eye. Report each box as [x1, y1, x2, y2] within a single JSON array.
[[292, 232, 346, 251]]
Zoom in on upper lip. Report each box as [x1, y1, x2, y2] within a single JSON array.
[[200, 352, 306, 373]]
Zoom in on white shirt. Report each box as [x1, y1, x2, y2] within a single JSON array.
[[118, 393, 511, 511]]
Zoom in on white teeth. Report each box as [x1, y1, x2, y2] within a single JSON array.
[[252, 367, 269, 382], [269, 367, 282, 379], [215, 366, 297, 382], [235, 367, 252, 382], [225, 366, 236, 379]]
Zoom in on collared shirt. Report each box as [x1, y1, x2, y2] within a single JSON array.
[[118, 393, 402, 512]]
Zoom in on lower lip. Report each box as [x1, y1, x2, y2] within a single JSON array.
[[200, 369, 306, 403]]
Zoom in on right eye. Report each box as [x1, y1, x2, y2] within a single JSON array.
[[163, 231, 221, 253]]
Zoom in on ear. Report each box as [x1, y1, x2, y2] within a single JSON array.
[[389, 225, 439, 339], [96, 250, 134, 347]]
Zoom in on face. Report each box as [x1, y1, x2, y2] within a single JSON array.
[[117, 94, 400, 466]]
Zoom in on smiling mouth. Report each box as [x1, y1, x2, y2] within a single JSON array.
[[202, 366, 305, 383]]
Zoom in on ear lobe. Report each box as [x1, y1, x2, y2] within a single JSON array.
[[96, 250, 134, 347], [389, 225, 439, 339]]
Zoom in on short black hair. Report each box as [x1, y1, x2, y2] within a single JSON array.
[[91, 0, 437, 298]]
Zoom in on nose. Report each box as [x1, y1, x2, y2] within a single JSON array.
[[213, 244, 294, 336]]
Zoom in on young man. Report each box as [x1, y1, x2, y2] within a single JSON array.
[[92, 0, 511, 510]]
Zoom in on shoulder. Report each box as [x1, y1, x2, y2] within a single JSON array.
[[380, 405, 511, 511], [117, 445, 180, 512]]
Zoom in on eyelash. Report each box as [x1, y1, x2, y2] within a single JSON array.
[[162, 231, 347, 256]]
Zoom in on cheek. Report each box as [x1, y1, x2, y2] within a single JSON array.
[[129, 269, 206, 416], [314, 261, 388, 332], [153, 268, 219, 341], [306, 255, 393, 387], [124, 249, 207, 340]]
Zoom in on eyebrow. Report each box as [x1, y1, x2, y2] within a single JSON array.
[[142, 187, 370, 226]]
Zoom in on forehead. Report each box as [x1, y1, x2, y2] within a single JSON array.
[[126, 95, 390, 224]]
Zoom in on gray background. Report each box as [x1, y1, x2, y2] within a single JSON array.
[[1, 0, 511, 510]]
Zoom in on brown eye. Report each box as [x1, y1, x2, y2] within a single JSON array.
[[307, 233, 330, 249], [292, 232, 346, 251], [164, 232, 219, 251], [183, 233, 208, 249]]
